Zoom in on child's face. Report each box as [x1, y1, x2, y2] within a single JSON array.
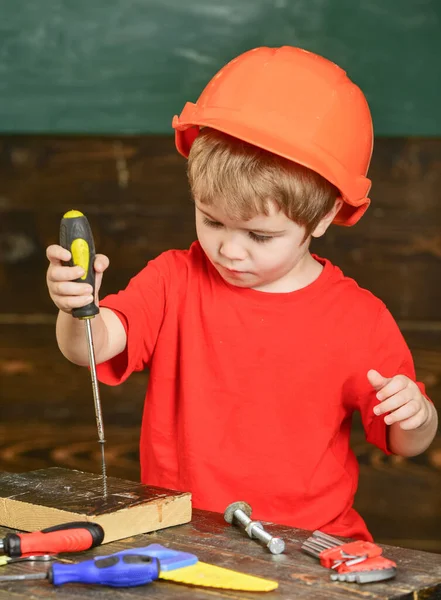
[[195, 200, 313, 293]]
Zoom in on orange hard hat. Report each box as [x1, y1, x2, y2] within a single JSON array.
[[172, 46, 373, 226]]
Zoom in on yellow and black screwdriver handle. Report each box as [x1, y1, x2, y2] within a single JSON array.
[[59, 210, 100, 319]]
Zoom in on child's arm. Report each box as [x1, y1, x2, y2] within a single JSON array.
[[368, 369, 438, 457], [46, 244, 127, 366]]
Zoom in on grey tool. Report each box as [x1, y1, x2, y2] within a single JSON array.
[[312, 530, 343, 545], [224, 501, 285, 555], [330, 568, 397, 584], [60, 210, 107, 496]]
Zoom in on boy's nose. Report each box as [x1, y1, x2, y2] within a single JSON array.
[[219, 235, 247, 261]]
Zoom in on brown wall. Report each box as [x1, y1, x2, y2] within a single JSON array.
[[0, 135, 440, 551]]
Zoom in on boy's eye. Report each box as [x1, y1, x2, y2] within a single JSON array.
[[202, 217, 273, 243], [249, 232, 273, 243], [203, 217, 223, 229]]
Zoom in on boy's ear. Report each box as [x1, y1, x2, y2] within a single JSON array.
[[311, 199, 344, 238]]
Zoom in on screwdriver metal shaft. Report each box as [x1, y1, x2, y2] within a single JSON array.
[[0, 572, 48, 582], [84, 318, 107, 496]]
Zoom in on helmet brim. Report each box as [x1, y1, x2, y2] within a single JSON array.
[[173, 113, 371, 227]]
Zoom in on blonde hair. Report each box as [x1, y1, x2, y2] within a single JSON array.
[[187, 128, 339, 236]]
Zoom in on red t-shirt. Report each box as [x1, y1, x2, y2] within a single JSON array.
[[97, 241, 426, 540]]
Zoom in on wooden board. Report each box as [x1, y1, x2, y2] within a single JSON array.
[[1, 136, 441, 320], [0, 467, 191, 544]]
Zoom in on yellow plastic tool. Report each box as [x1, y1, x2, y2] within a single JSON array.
[[160, 561, 279, 591]]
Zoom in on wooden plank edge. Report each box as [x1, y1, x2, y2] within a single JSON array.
[[0, 493, 192, 544]]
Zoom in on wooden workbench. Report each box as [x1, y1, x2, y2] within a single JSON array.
[[0, 509, 439, 599]]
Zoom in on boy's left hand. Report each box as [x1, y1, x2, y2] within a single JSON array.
[[367, 369, 431, 430]]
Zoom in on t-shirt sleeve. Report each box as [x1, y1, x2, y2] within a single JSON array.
[[359, 306, 428, 454], [96, 253, 171, 385]]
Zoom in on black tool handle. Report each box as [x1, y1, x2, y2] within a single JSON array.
[[59, 210, 99, 319]]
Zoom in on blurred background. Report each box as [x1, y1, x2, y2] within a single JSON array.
[[0, 0, 440, 552]]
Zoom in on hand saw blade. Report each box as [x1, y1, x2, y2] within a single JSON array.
[[112, 545, 278, 592], [159, 562, 278, 591]]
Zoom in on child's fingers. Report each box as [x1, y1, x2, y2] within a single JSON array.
[[367, 369, 389, 391], [46, 246, 108, 313], [375, 375, 409, 401], [51, 281, 93, 297], [46, 244, 71, 264], [94, 254, 110, 273], [382, 401, 421, 426], [47, 246, 109, 275], [398, 412, 428, 431], [47, 264, 85, 283], [398, 400, 431, 430], [374, 389, 414, 416], [59, 294, 95, 311]]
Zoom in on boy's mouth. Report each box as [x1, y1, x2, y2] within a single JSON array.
[[220, 265, 250, 277]]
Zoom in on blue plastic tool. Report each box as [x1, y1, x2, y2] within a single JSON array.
[[119, 544, 198, 571], [51, 552, 160, 587], [0, 544, 198, 588]]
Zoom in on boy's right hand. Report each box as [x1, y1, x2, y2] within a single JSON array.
[[46, 245, 109, 314]]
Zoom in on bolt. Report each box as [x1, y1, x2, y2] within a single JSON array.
[[223, 501, 285, 555], [248, 522, 286, 555]]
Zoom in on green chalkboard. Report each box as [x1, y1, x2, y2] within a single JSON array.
[[0, 0, 440, 135]]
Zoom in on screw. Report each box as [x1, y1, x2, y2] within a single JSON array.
[[224, 501, 285, 555]]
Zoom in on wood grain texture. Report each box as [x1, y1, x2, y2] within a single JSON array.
[[0, 468, 191, 543], [1, 136, 441, 319], [0, 510, 440, 599]]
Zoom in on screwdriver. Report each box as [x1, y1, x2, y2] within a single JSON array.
[[0, 522, 104, 558], [59, 210, 107, 496], [0, 550, 160, 587]]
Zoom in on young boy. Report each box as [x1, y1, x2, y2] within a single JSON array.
[[46, 46, 438, 541]]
